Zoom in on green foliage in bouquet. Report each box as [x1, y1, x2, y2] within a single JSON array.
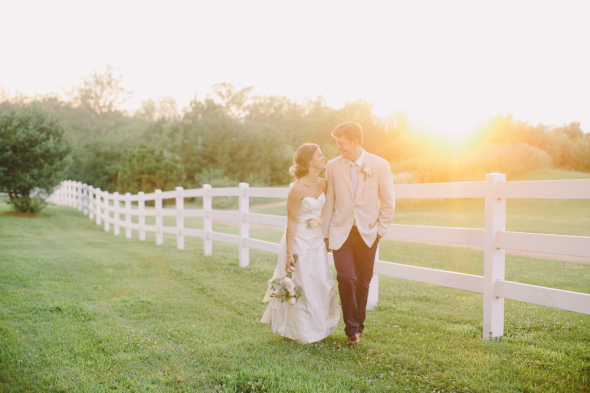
[[268, 254, 304, 305]]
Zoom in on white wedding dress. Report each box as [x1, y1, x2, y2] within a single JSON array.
[[260, 192, 340, 344]]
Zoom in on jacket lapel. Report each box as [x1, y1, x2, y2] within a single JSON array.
[[355, 154, 369, 202], [339, 157, 355, 199]]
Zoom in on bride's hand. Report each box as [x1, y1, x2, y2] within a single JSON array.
[[285, 255, 296, 272]]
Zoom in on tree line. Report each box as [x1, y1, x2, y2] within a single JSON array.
[[1, 67, 589, 212]]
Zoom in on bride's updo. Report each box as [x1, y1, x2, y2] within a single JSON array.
[[289, 143, 319, 180]]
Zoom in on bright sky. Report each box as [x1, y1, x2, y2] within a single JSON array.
[[1, 0, 589, 139]]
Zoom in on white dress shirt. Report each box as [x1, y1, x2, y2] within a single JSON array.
[[347, 149, 365, 169]]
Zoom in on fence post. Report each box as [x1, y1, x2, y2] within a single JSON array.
[[88, 186, 94, 219], [483, 173, 506, 340], [77, 182, 83, 212], [238, 183, 250, 267], [75, 181, 79, 210], [176, 186, 185, 250], [83, 184, 89, 215], [367, 244, 380, 310], [72, 181, 76, 208], [203, 184, 212, 255], [104, 191, 110, 232], [155, 189, 163, 245], [85, 184, 89, 215], [66, 181, 71, 207], [95, 188, 102, 225], [75, 181, 79, 209], [138, 191, 145, 241], [125, 192, 132, 239], [113, 192, 120, 236]]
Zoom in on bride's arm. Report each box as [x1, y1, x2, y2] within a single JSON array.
[[285, 184, 303, 272], [321, 163, 335, 251]]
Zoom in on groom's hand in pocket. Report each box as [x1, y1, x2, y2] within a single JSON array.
[[374, 234, 381, 247], [324, 238, 331, 252]]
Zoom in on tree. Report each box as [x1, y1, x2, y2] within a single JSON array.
[[135, 99, 157, 121], [211, 82, 254, 119], [157, 96, 179, 120], [69, 65, 133, 115], [117, 143, 183, 194], [176, 117, 272, 185], [0, 104, 71, 213], [182, 97, 226, 123]]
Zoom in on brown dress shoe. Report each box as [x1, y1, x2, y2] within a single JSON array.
[[347, 333, 360, 346]]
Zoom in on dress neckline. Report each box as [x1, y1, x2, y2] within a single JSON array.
[[303, 192, 325, 202]]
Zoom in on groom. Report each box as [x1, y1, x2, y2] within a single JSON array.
[[322, 122, 395, 345]]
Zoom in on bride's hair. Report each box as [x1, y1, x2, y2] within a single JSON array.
[[290, 143, 319, 180]]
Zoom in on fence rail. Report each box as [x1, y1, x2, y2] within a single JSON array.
[[47, 174, 590, 340]]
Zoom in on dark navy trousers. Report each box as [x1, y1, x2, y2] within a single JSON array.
[[333, 226, 379, 337]]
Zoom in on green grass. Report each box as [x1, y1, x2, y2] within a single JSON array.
[[1, 195, 589, 392]]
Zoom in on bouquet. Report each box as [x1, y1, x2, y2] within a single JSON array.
[[268, 254, 304, 305]]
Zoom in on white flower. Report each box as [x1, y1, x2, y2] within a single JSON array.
[[358, 163, 374, 180], [283, 277, 293, 285], [288, 164, 299, 177], [288, 298, 297, 305], [306, 217, 322, 229]]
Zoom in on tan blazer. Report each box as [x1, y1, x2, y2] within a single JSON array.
[[322, 152, 395, 250]]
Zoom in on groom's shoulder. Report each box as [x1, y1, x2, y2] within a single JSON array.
[[366, 152, 389, 168], [326, 156, 342, 167]]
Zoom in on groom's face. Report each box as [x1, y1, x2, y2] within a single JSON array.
[[335, 136, 358, 160]]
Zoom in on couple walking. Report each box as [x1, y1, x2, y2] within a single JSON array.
[[261, 121, 395, 345]]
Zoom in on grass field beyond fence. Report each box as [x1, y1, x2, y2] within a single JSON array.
[[1, 171, 590, 392]]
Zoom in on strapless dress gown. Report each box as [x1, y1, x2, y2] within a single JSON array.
[[261, 193, 340, 343]]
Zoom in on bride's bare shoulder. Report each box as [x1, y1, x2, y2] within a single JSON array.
[[319, 178, 328, 192], [288, 181, 305, 200]]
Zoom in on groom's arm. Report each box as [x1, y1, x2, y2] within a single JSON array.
[[377, 160, 395, 238], [322, 161, 335, 241]]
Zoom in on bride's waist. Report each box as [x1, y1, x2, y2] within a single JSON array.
[[296, 215, 321, 223], [297, 216, 322, 230]]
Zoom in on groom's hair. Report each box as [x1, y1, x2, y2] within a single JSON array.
[[331, 122, 363, 146]]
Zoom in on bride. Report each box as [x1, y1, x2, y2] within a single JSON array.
[[261, 143, 340, 343]]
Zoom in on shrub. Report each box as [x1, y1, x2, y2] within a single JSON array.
[[0, 104, 71, 213]]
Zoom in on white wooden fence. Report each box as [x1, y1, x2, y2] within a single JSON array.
[[48, 174, 590, 340]]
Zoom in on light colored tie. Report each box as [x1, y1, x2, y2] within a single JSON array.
[[350, 162, 358, 198]]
